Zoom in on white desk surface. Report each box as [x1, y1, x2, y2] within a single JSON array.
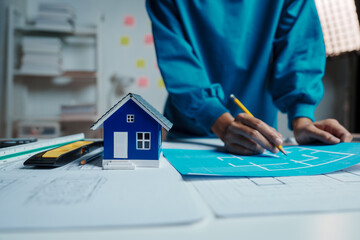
[[1, 138, 360, 240]]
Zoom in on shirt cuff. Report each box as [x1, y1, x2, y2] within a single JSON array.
[[287, 103, 317, 130], [196, 97, 229, 134]]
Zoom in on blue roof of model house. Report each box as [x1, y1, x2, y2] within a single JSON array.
[[91, 93, 173, 131]]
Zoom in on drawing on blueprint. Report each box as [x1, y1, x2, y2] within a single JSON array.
[[218, 146, 355, 171]]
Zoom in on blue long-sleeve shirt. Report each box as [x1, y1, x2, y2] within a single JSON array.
[[146, 0, 326, 137]]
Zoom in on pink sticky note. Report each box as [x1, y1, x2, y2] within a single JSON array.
[[144, 34, 154, 45], [137, 76, 149, 88], [124, 15, 135, 27]]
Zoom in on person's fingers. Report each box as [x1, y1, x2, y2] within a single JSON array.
[[224, 132, 265, 154], [235, 113, 282, 148], [270, 127, 283, 140], [306, 124, 340, 144], [314, 119, 353, 142], [342, 133, 353, 142]]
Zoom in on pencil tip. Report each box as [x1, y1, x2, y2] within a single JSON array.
[[277, 145, 287, 156], [230, 94, 235, 99]]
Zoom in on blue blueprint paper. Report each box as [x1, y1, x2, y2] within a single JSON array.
[[163, 143, 360, 177]]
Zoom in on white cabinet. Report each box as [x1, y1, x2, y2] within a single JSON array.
[[5, 6, 103, 138]]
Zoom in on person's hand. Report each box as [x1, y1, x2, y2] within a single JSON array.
[[292, 117, 353, 145], [211, 112, 283, 155]]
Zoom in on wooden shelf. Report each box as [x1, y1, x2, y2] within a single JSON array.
[[14, 115, 98, 123], [15, 24, 97, 36], [14, 70, 60, 77], [60, 114, 98, 122], [14, 70, 97, 78], [62, 71, 97, 79]]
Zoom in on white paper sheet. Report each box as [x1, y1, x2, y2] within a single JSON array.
[[164, 139, 360, 217], [0, 155, 204, 230], [188, 167, 360, 217]]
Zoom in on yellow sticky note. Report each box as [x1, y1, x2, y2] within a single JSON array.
[[157, 78, 165, 88], [136, 59, 146, 68], [120, 36, 130, 46]]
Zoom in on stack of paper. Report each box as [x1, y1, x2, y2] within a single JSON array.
[[60, 104, 97, 121], [20, 36, 62, 75], [35, 2, 76, 32]]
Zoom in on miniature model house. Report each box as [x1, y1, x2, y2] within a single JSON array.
[[91, 93, 173, 169]]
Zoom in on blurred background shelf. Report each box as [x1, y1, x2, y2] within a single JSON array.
[[5, 4, 103, 138]]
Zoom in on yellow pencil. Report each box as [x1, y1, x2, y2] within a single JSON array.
[[230, 94, 287, 156]]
